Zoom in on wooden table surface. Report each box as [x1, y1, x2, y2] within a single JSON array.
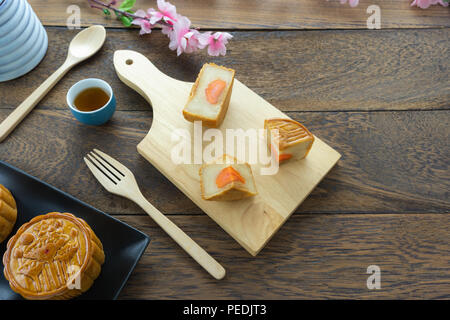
[[1, 0, 449, 299]]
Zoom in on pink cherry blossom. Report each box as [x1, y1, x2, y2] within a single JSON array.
[[91, 0, 233, 56], [149, 0, 178, 24], [131, 9, 154, 35], [160, 15, 181, 37], [411, 0, 448, 8], [340, 0, 359, 7], [168, 16, 201, 56], [199, 32, 233, 56]]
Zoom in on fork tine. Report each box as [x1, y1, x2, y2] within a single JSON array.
[[84, 157, 117, 192], [93, 149, 132, 177], [86, 154, 119, 184], [89, 151, 122, 181]]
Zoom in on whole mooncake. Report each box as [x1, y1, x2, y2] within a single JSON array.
[[3, 212, 105, 300], [0, 184, 17, 243]]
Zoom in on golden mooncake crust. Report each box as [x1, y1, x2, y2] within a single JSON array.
[[264, 118, 314, 151], [265, 118, 315, 162], [0, 184, 17, 243], [3, 212, 105, 300], [183, 63, 235, 128]]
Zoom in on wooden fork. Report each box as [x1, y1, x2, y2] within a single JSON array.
[[84, 149, 226, 280]]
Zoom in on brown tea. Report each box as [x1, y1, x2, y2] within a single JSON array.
[[74, 87, 110, 112]]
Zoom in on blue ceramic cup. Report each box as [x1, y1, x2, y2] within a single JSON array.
[[67, 78, 116, 125]]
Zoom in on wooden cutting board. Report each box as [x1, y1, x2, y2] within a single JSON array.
[[114, 50, 341, 256]]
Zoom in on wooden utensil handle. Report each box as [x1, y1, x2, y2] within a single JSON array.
[[113, 50, 191, 115], [135, 194, 226, 280], [0, 61, 73, 142]]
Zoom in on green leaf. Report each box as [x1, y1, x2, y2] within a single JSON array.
[[118, 0, 136, 12], [120, 15, 133, 27], [102, 9, 111, 15]]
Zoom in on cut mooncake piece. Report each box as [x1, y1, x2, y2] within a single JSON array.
[[199, 155, 257, 201], [265, 118, 315, 163], [183, 63, 235, 128], [0, 184, 17, 243]]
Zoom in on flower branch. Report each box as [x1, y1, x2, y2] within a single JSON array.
[[88, 0, 233, 56]]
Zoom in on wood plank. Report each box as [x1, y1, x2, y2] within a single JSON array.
[[29, 0, 450, 29], [114, 214, 450, 299], [0, 109, 448, 216], [1, 28, 448, 112]]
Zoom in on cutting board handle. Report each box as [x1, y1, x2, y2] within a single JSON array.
[[113, 50, 189, 115]]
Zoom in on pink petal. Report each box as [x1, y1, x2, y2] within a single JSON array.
[[139, 27, 151, 35], [156, 0, 178, 22], [161, 25, 173, 36], [134, 9, 147, 18], [149, 11, 163, 24], [198, 32, 212, 47], [208, 43, 226, 56], [180, 37, 187, 50]]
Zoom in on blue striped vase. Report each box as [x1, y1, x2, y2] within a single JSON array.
[[0, 0, 48, 82]]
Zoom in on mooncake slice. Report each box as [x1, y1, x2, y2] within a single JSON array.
[[264, 118, 315, 163], [0, 184, 17, 243], [200, 154, 257, 201], [3, 212, 105, 300], [183, 63, 235, 128]]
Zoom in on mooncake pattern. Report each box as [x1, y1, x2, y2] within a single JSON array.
[[3, 212, 105, 300], [265, 118, 315, 162]]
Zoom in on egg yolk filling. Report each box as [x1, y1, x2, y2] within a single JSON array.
[[271, 143, 292, 162], [216, 166, 245, 188], [205, 79, 227, 104]]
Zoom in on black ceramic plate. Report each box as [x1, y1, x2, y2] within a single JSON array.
[[0, 160, 150, 300]]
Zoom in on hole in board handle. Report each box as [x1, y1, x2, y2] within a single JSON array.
[[126, 59, 133, 65]]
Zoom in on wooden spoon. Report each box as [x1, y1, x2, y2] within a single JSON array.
[[0, 25, 106, 142]]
